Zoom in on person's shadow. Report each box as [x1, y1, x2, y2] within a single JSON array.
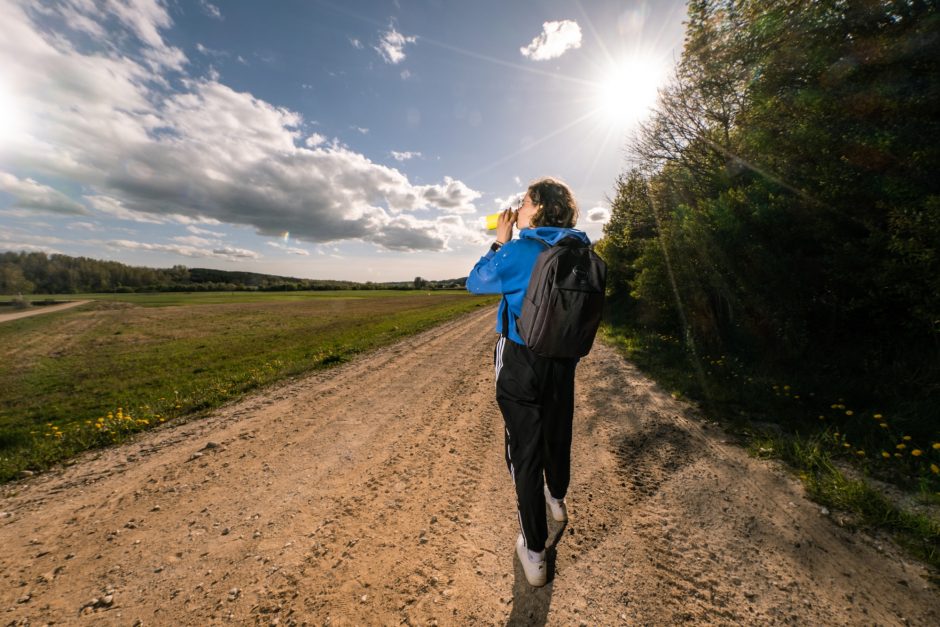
[[506, 519, 567, 626]]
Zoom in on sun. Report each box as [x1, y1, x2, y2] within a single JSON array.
[[594, 55, 666, 128]]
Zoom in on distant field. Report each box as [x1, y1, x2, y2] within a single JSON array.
[[12, 289, 454, 307], [0, 290, 496, 481]]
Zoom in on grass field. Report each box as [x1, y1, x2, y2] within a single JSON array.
[[13, 289, 452, 306], [0, 290, 496, 482]]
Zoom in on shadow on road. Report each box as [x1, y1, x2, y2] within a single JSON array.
[[506, 520, 568, 626]]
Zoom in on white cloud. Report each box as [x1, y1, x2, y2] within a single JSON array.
[[108, 238, 260, 260], [400, 69, 411, 80], [198, 0, 222, 20], [390, 150, 421, 162], [85, 195, 220, 226], [493, 192, 525, 211], [186, 225, 226, 237], [349, 37, 363, 49], [212, 245, 259, 259], [0, 172, 88, 214], [0, 241, 64, 254], [195, 42, 227, 58], [84, 195, 167, 224], [267, 241, 310, 256], [355, 126, 369, 134], [172, 235, 217, 247], [305, 133, 328, 147], [587, 207, 611, 222], [42, 0, 189, 71], [374, 24, 416, 64], [69, 221, 99, 231], [0, 228, 72, 254], [520, 20, 582, 61], [0, 2, 480, 253]]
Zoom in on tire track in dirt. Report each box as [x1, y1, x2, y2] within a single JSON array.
[[1, 305, 938, 626]]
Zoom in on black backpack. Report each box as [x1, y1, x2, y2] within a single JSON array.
[[505, 236, 607, 359]]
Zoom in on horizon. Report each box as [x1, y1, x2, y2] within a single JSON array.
[[0, 0, 687, 283]]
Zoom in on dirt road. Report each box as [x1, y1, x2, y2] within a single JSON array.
[[1, 306, 937, 625], [0, 300, 91, 324]]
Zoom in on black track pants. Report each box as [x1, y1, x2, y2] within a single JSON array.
[[494, 336, 577, 553]]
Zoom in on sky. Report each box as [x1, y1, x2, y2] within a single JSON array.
[[0, 0, 688, 282]]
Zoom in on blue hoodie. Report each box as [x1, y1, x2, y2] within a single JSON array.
[[466, 226, 592, 344]]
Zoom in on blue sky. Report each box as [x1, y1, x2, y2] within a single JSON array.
[[0, 0, 687, 282]]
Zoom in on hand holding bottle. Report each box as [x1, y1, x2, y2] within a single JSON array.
[[493, 208, 516, 245]]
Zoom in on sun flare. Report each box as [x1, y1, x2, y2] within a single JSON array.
[[594, 55, 666, 128], [0, 77, 25, 145]]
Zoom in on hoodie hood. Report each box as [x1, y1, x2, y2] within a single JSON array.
[[519, 226, 591, 246]]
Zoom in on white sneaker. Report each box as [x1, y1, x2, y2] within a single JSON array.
[[515, 534, 547, 587], [544, 484, 568, 522]]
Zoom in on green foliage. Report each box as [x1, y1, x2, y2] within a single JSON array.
[[599, 0, 939, 439], [0, 251, 468, 294]]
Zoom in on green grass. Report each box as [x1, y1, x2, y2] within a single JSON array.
[[601, 319, 940, 572], [0, 290, 497, 482]]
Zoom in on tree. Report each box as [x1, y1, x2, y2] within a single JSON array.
[[0, 264, 34, 295]]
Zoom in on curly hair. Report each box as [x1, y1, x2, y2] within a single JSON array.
[[526, 177, 579, 228]]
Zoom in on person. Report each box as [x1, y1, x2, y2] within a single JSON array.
[[466, 177, 590, 587]]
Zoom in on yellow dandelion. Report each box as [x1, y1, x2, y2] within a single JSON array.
[[783, 385, 790, 391], [794, 395, 800, 399], [873, 414, 882, 419], [843, 442, 851, 448], [880, 423, 888, 428], [933, 443, 940, 450], [881, 451, 890, 459], [912, 449, 923, 457], [894, 453, 902, 458], [903, 435, 912, 441], [896, 443, 907, 450], [830, 404, 838, 409], [818, 415, 825, 420], [856, 450, 865, 456], [845, 410, 854, 416], [931, 464, 939, 475]]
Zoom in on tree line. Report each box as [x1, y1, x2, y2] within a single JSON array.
[[596, 0, 938, 429], [0, 251, 467, 294]]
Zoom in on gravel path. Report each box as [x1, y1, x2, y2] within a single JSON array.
[[0, 300, 91, 324], [1, 306, 937, 625]]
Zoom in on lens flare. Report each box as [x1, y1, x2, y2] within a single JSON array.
[[281, 231, 290, 242], [0, 75, 26, 147]]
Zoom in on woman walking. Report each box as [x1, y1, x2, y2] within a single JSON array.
[[466, 177, 589, 587]]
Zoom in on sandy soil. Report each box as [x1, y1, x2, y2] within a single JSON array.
[[1, 306, 937, 626], [0, 301, 91, 324]]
